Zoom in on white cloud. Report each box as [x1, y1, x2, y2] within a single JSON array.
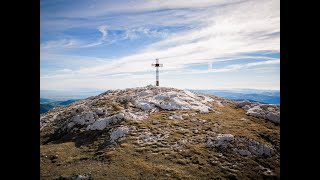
[[41, 0, 280, 90], [98, 25, 108, 41], [41, 39, 81, 49], [83, 25, 109, 47], [43, 0, 243, 18]]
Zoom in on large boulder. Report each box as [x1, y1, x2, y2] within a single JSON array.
[[237, 101, 252, 108], [87, 113, 125, 130], [240, 102, 280, 124], [246, 106, 265, 119], [72, 111, 96, 126], [135, 101, 155, 110], [266, 112, 280, 124], [207, 134, 234, 148], [248, 140, 274, 156]]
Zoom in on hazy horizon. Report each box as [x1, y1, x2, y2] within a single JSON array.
[[40, 87, 280, 102]]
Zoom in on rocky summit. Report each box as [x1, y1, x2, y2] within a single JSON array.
[[40, 85, 280, 179]]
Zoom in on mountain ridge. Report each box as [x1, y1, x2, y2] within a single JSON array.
[[190, 89, 280, 104], [40, 99, 79, 114], [40, 85, 280, 179]]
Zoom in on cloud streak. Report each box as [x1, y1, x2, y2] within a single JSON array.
[[40, 0, 280, 90], [83, 25, 108, 47]]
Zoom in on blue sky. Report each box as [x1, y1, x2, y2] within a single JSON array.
[[40, 0, 280, 91]]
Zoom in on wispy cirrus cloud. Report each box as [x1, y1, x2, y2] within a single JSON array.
[[188, 59, 280, 74], [40, 0, 280, 90], [40, 0, 244, 19], [83, 25, 108, 47], [41, 39, 81, 49]]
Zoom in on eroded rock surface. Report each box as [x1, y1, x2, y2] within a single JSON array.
[[237, 101, 280, 124], [40, 85, 280, 179]]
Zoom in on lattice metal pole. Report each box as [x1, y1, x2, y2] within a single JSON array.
[[156, 58, 159, 86], [152, 58, 163, 86]]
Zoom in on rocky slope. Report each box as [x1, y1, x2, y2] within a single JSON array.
[[40, 85, 280, 179]]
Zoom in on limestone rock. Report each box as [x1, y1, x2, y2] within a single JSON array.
[[95, 108, 105, 115], [135, 101, 155, 110], [169, 114, 184, 120], [266, 112, 280, 124], [216, 134, 234, 147], [87, 113, 124, 130], [207, 134, 234, 148], [237, 101, 280, 124], [72, 111, 96, 126], [248, 139, 274, 156], [110, 126, 130, 142]]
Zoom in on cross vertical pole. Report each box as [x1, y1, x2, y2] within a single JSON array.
[[156, 58, 159, 86], [152, 58, 163, 86]]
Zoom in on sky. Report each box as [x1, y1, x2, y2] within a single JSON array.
[[40, 0, 280, 91]]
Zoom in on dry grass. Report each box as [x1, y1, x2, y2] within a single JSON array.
[[40, 103, 280, 179]]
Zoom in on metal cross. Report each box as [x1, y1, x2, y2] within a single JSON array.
[[151, 58, 163, 86]]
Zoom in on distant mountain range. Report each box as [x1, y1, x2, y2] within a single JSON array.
[[40, 104, 55, 114], [190, 89, 280, 105], [40, 98, 79, 114], [41, 90, 104, 101]]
